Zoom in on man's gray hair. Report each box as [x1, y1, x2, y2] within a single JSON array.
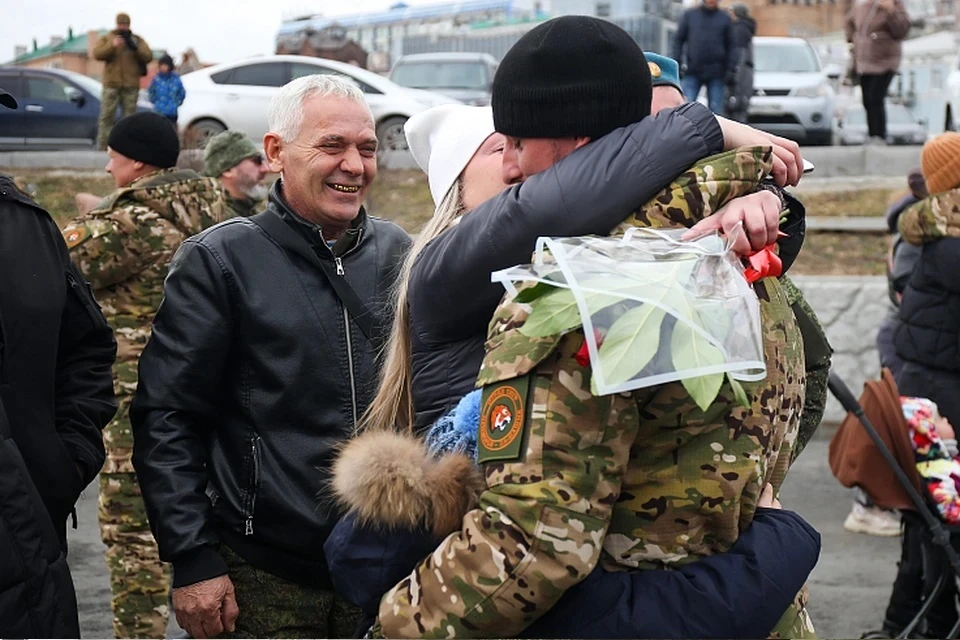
[[267, 74, 368, 142]]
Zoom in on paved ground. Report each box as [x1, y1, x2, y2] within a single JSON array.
[[73, 439, 903, 639]]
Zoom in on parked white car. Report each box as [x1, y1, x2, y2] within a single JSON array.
[[178, 55, 459, 150], [748, 37, 836, 146]]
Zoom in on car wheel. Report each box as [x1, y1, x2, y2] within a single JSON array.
[[376, 117, 409, 152], [183, 119, 227, 150]]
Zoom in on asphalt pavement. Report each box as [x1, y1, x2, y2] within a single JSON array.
[[72, 439, 903, 639]]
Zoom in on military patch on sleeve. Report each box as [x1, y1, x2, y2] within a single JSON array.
[[478, 375, 530, 464], [63, 225, 90, 249]]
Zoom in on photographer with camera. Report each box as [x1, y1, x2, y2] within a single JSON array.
[[94, 13, 153, 150]]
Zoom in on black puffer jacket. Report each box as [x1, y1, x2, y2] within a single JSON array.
[[0, 394, 80, 637], [895, 235, 960, 373], [132, 183, 410, 589]]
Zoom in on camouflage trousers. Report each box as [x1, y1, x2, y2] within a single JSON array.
[[219, 545, 365, 638], [99, 383, 171, 639], [97, 87, 140, 150]]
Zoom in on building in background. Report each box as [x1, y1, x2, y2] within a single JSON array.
[[277, 0, 544, 71], [7, 28, 173, 89], [276, 25, 369, 67]]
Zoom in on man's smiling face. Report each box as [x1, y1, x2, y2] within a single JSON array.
[[266, 94, 377, 234]]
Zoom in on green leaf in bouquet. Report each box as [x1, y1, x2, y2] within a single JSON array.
[[696, 300, 734, 344], [519, 277, 644, 338], [727, 374, 751, 409], [671, 320, 725, 411], [592, 303, 667, 391], [513, 281, 557, 304]]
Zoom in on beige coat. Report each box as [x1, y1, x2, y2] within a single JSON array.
[[93, 30, 153, 89], [845, 0, 911, 75]]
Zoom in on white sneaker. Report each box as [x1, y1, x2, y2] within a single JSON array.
[[843, 503, 902, 537]]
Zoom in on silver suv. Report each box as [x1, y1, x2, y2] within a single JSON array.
[[390, 52, 498, 106], [748, 37, 836, 146]]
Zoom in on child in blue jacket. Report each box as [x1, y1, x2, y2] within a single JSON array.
[[147, 53, 185, 125]]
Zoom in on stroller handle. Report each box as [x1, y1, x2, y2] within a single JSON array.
[[827, 371, 863, 416]]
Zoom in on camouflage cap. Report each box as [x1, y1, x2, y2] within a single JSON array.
[[203, 130, 262, 177]]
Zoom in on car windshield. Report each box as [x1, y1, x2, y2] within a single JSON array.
[[391, 61, 487, 90], [754, 43, 821, 73]]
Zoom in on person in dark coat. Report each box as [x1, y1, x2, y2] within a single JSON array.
[[0, 86, 117, 637], [725, 3, 756, 123], [673, 0, 736, 114]]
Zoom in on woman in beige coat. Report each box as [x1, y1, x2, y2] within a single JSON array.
[[845, 0, 911, 144]]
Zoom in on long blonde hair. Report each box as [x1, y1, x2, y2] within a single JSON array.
[[360, 179, 465, 434]]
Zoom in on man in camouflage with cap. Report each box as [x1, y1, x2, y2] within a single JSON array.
[[93, 12, 153, 150], [204, 130, 270, 217], [62, 111, 228, 639], [376, 18, 813, 639]]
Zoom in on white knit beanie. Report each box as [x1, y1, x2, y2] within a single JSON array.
[[404, 105, 496, 208]]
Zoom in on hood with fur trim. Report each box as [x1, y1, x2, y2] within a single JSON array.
[[330, 429, 484, 538]]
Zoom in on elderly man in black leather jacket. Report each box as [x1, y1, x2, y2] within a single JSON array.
[[131, 75, 411, 639]]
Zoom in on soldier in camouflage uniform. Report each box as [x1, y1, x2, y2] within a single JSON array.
[[377, 146, 814, 639], [62, 112, 228, 639], [375, 20, 813, 637], [203, 130, 268, 218]]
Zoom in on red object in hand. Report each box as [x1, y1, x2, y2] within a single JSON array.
[[743, 245, 783, 284]]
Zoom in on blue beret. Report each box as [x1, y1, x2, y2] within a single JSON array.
[[644, 52, 682, 93]]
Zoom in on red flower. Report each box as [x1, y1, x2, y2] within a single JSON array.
[[576, 328, 605, 367]]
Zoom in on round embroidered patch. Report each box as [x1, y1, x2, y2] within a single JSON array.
[[63, 226, 89, 249], [480, 385, 525, 453]]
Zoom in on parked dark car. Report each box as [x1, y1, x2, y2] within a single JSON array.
[[0, 67, 153, 150]]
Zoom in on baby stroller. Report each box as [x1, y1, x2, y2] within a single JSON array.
[[829, 369, 960, 639]]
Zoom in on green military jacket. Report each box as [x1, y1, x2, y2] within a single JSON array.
[[377, 147, 812, 638], [225, 193, 263, 218], [92, 30, 153, 89]]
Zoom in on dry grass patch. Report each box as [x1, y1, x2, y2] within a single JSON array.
[[796, 188, 902, 218], [365, 169, 433, 234], [8, 169, 115, 228], [790, 231, 889, 276]]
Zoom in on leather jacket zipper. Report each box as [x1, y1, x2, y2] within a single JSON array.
[[336, 256, 359, 427], [245, 436, 260, 535]]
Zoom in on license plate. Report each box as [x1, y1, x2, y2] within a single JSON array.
[[751, 103, 784, 115]]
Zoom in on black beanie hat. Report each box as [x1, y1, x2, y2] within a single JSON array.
[[108, 111, 180, 169], [492, 16, 652, 139]]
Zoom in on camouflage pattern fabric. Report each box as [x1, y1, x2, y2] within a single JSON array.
[[63, 167, 228, 638], [898, 188, 960, 245], [225, 193, 263, 218], [781, 275, 833, 464], [377, 147, 813, 638], [220, 546, 364, 638]]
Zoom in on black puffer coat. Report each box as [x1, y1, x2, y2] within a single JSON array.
[[0, 395, 80, 637], [895, 234, 960, 374]]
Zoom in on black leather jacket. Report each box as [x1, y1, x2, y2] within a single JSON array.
[[131, 184, 410, 588]]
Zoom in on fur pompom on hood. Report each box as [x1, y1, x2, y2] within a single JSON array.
[[330, 429, 484, 538]]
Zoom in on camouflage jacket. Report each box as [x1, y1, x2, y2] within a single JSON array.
[[226, 193, 263, 218], [899, 188, 960, 245], [377, 147, 808, 638], [62, 168, 228, 366]]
